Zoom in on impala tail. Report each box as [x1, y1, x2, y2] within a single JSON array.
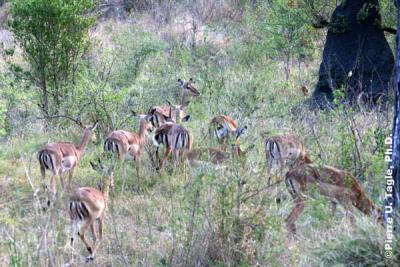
[[174, 131, 191, 150], [104, 137, 122, 157], [265, 138, 281, 160], [38, 150, 57, 173], [69, 198, 90, 245]]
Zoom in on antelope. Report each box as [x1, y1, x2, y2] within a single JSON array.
[[104, 115, 153, 190], [148, 78, 200, 127], [264, 134, 308, 184], [284, 156, 382, 235], [152, 122, 192, 170], [69, 160, 114, 262], [186, 143, 254, 167], [209, 115, 247, 151], [38, 121, 98, 198]]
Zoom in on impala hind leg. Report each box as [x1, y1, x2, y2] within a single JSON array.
[[120, 157, 127, 193], [77, 221, 94, 260], [158, 147, 172, 170], [89, 217, 104, 261], [68, 167, 76, 189], [60, 173, 65, 190]]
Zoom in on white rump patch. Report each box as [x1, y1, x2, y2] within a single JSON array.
[[61, 156, 77, 173]]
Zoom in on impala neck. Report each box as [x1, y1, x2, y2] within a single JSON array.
[[102, 180, 111, 205], [138, 119, 149, 144], [77, 129, 92, 158]]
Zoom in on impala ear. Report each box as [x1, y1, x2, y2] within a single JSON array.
[[91, 121, 99, 131], [182, 114, 191, 122], [178, 79, 184, 87]]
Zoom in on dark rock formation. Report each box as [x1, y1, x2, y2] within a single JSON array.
[[313, 0, 394, 107]]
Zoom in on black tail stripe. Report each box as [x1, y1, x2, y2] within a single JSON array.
[[75, 203, 83, 220], [79, 202, 89, 218]]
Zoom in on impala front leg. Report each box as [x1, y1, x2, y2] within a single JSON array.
[[285, 196, 305, 236]]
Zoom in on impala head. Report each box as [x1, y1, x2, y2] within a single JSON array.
[[90, 159, 114, 189], [166, 101, 191, 123], [178, 78, 201, 97], [81, 121, 99, 143], [140, 114, 154, 133]]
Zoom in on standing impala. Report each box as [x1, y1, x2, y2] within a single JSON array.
[[148, 78, 200, 127], [153, 122, 192, 170], [69, 160, 114, 262], [103, 115, 153, 190], [38, 121, 98, 197], [284, 155, 382, 235]]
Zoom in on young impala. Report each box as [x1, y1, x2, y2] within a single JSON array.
[[284, 155, 382, 235], [104, 115, 153, 190], [209, 115, 247, 151], [153, 122, 192, 170], [185, 143, 254, 167], [148, 78, 200, 127], [69, 160, 114, 262], [38, 121, 98, 198]]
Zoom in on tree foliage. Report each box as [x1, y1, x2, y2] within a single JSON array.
[[9, 0, 95, 116]]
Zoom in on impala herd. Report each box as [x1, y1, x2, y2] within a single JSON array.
[[36, 78, 383, 262]]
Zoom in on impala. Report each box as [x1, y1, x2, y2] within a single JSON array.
[[209, 115, 247, 151], [153, 122, 192, 170], [69, 160, 114, 262], [186, 143, 253, 167], [104, 115, 153, 190], [284, 155, 382, 235], [147, 78, 200, 127], [264, 134, 309, 184], [38, 121, 98, 198]]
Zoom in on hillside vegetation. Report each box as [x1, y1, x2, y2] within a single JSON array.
[[0, 1, 399, 266]]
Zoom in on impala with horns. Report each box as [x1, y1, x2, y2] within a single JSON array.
[[153, 122, 192, 170], [147, 78, 200, 127], [69, 160, 114, 262], [209, 115, 247, 151], [38, 120, 98, 199], [284, 155, 382, 235], [104, 114, 153, 191]]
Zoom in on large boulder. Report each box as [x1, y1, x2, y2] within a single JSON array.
[[312, 0, 394, 107]]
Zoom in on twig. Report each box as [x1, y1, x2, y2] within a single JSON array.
[[241, 179, 283, 203]]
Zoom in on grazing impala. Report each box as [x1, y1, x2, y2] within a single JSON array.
[[209, 115, 247, 151], [148, 78, 200, 127], [104, 115, 153, 190], [284, 155, 382, 235], [38, 121, 98, 196], [186, 143, 254, 167], [264, 134, 309, 184], [69, 160, 114, 262], [153, 122, 192, 170]]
